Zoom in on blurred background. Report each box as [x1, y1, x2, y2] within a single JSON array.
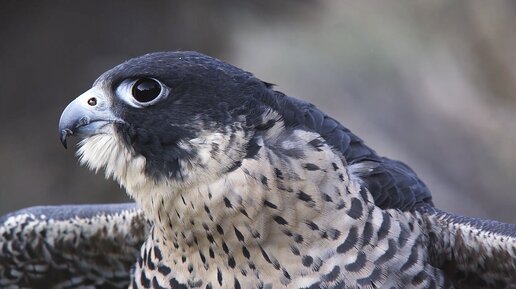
[[1, 1, 515, 223]]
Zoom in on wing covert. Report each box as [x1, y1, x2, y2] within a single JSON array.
[[0, 203, 149, 289], [425, 208, 516, 288], [260, 91, 433, 211]]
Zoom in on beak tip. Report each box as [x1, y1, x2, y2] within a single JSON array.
[[60, 129, 72, 149]]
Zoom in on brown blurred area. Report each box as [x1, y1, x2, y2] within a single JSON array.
[[0, 1, 515, 223]]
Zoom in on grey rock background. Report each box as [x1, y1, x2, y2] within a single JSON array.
[[0, 1, 515, 223]]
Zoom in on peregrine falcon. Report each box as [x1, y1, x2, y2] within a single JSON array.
[[1, 51, 515, 289]]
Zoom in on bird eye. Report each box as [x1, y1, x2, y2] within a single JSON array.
[[132, 78, 162, 103], [115, 77, 168, 108]]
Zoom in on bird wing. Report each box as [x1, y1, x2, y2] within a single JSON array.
[[261, 91, 433, 211], [271, 93, 516, 287], [424, 208, 516, 289], [0, 203, 149, 289]]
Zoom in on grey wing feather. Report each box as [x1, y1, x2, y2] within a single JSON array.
[[348, 158, 433, 210], [0, 203, 149, 289], [271, 93, 516, 287], [262, 91, 433, 211]]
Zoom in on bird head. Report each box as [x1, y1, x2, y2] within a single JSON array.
[[59, 52, 275, 194]]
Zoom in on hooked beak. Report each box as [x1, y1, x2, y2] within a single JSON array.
[[58, 88, 120, 148]]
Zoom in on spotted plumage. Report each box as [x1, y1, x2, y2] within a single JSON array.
[[1, 51, 515, 289], [0, 204, 148, 288]]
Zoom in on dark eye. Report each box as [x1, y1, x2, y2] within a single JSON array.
[[132, 78, 162, 103]]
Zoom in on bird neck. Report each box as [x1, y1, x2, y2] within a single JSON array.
[[131, 127, 448, 288], [138, 127, 362, 286], [148, 127, 350, 249]]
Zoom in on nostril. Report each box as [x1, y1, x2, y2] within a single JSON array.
[[78, 116, 91, 127], [87, 97, 97, 106]]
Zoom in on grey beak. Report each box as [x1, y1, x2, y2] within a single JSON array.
[[59, 102, 93, 148], [58, 88, 119, 149]]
